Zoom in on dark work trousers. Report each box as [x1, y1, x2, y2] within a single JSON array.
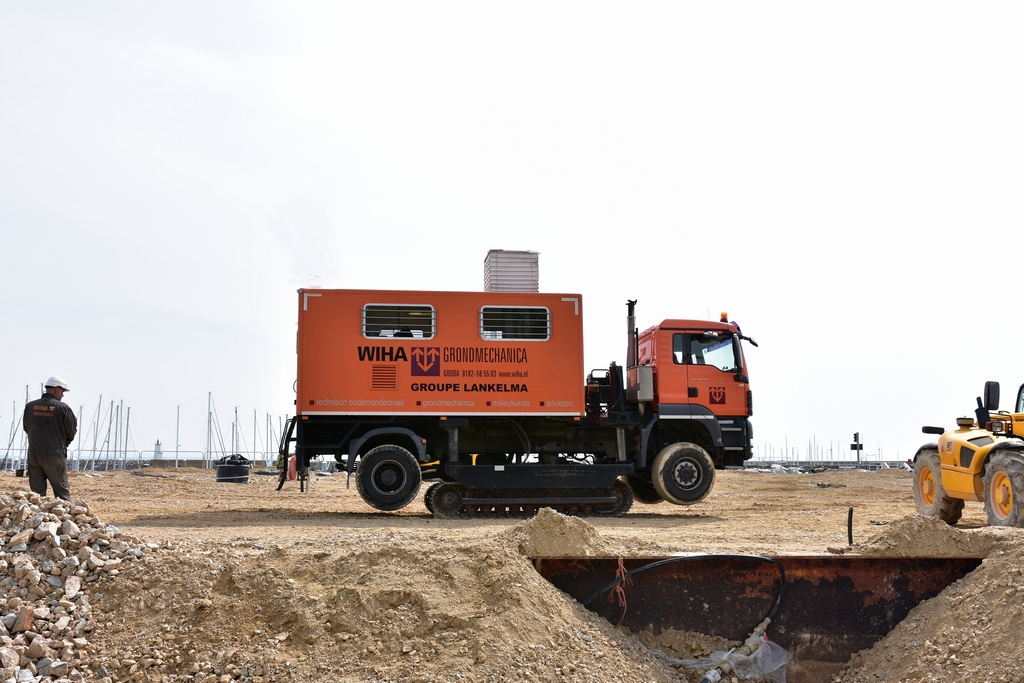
[[27, 451, 71, 501], [276, 467, 287, 491]]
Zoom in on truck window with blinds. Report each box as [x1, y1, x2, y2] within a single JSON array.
[[362, 304, 435, 339], [480, 306, 550, 340]]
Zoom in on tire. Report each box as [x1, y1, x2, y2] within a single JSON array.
[[429, 483, 466, 519], [355, 445, 421, 511], [597, 479, 635, 516], [983, 451, 1024, 527], [913, 450, 964, 524], [651, 442, 715, 505], [423, 482, 442, 514], [627, 475, 664, 505]]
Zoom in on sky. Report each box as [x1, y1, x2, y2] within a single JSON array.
[[2, 2, 1023, 463]]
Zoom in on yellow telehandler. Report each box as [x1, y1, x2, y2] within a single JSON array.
[[914, 381, 1024, 526]]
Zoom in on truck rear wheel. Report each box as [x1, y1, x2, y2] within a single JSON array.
[[626, 475, 663, 504], [913, 449, 963, 524], [652, 442, 715, 505], [355, 445, 421, 511], [983, 451, 1024, 527]]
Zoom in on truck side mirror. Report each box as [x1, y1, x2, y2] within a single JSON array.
[[922, 426, 945, 435], [984, 381, 1000, 411]]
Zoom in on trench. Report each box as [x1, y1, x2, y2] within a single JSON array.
[[533, 555, 983, 683]]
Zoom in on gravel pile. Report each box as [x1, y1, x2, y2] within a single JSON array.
[[0, 491, 150, 683]]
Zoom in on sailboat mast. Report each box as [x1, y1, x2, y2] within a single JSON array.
[[206, 392, 212, 467]]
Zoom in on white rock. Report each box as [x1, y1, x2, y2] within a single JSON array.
[[63, 577, 81, 599]]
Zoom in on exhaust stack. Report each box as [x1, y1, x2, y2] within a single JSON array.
[[626, 299, 637, 369]]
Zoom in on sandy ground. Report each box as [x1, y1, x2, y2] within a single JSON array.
[[4, 466, 1023, 683], [66, 467, 940, 553]]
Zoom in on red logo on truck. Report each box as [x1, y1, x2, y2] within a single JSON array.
[[411, 347, 441, 376], [709, 387, 726, 404]]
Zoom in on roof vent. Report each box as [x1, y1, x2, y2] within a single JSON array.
[[484, 250, 539, 292]]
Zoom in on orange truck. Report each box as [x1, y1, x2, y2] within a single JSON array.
[[284, 289, 757, 517]]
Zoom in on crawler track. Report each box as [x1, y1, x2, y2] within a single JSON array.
[[424, 480, 634, 519]]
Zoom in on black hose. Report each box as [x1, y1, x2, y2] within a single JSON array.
[[579, 554, 786, 622]]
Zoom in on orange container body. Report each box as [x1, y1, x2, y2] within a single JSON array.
[[296, 289, 585, 417]]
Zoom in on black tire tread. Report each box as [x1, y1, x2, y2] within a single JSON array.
[[912, 450, 964, 525], [983, 451, 1024, 527], [355, 444, 421, 512], [651, 442, 715, 505], [423, 482, 442, 514]]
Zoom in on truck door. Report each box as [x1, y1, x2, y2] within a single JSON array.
[[675, 332, 747, 416]]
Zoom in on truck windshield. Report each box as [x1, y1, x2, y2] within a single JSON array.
[[673, 333, 740, 372]]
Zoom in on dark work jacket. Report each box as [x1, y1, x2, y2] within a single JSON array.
[[24, 393, 77, 458]]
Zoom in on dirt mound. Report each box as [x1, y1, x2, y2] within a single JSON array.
[[499, 507, 609, 557], [841, 544, 1024, 682], [857, 515, 1000, 557], [87, 531, 702, 683]]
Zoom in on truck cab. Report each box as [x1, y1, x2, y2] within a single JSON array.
[[636, 316, 754, 467], [638, 319, 751, 418]]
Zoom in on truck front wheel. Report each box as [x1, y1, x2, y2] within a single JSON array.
[[652, 442, 715, 505], [983, 452, 1024, 527], [356, 445, 422, 511], [913, 450, 963, 524]]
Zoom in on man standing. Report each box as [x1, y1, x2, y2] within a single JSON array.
[[23, 377, 77, 501], [275, 449, 288, 491]]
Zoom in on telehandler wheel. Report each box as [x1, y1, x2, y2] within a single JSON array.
[[626, 475, 664, 505], [983, 452, 1024, 527], [651, 442, 715, 505], [355, 445, 421, 511], [913, 449, 964, 525]]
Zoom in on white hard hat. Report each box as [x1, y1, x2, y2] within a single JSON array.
[[44, 376, 70, 391]]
